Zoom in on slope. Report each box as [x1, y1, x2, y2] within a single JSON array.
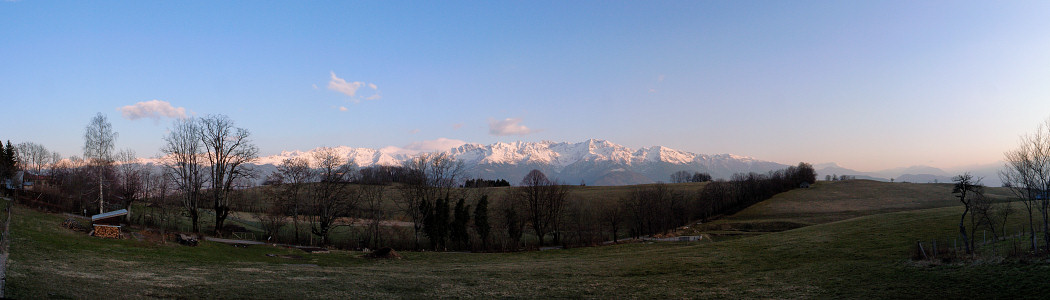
[[5, 190, 1048, 298], [697, 180, 1015, 234]]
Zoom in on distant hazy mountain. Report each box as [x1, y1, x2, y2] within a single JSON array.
[[815, 162, 1004, 186], [250, 139, 790, 186]]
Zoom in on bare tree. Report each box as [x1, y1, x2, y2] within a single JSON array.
[[257, 184, 289, 242], [498, 196, 525, 250], [47, 151, 63, 180], [269, 157, 313, 244], [360, 184, 386, 249], [84, 113, 118, 213], [15, 142, 53, 176], [952, 173, 983, 254], [670, 170, 691, 184], [308, 147, 358, 246], [1001, 118, 1050, 251], [198, 115, 259, 235], [971, 189, 1000, 241], [516, 169, 569, 247], [114, 149, 143, 220], [161, 118, 205, 233], [396, 152, 464, 249], [600, 199, 625, 243]]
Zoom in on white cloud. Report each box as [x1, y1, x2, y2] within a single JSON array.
[[327, 71, 379, 102], [409, 129, 420, 134], [404, 138, 467, 152], [339, 106, 348, 111], [489, 118, 534, 136], [377, 138, 468, 156], [118, 100, 188, 122]]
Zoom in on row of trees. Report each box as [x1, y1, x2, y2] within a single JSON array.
[[160, 115, 258, 234], [824, 174, 856, 181], [462, 178, 511, 188], [670, 170, 712, 183], [696, 163, 817, 221], [1000, 118, 1050, 254], [12, 113, 819, 252]]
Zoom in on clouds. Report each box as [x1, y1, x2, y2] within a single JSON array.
[[489, 118, 534, 136], [379, 138, 468, 155], [327, 71, 380, 102], [404, 138, 467, 152], [118, 100, 188, 122]]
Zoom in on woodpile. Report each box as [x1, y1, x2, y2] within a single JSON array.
[[92, 225, 121, 239], [62, 218, 87, 232]]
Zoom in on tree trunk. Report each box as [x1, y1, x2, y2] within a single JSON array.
[[959, 207, 972, 254], [1043, 201, 1049, 253], [190, 210, 199, 233], [99, 177, 104, 214], [214, 205, 228, 236], [1029, 207, 1037, 251]]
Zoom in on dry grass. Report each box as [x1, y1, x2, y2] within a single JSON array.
[[8, 181, 1049, 299]]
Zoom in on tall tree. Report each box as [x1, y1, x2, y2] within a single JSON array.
[[395, 152, 464, 249], [84, 113, 117, 213], [1001, 118, 1050, 251], [15, 142, 53, 176], [308, 147, 358, 246], [269, 157, 313, 244], [114, 149, 143, 219], [0, 141, 17, 181], [360, 184, 386, 249], [516, 169, 569, 247], [198, 115, 259, 235], [952, 173, 983, 254], [161, 118, 205, 233], [450, 198, 471, 250], [473, 195, 491, 250], [670, 170, 692, 183]]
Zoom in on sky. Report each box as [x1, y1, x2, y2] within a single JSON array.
[[3, 1, 1050, 172]]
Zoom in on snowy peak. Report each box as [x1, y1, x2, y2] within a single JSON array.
[[255, 146, 412, 167], [252, 140, 788, 185]]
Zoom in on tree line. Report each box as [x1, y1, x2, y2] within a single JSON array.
[[4, 113, 818, 252]]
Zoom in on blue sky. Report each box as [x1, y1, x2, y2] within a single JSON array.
[[3, 1, 1050, 171]]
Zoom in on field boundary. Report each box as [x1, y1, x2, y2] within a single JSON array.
[[0, 197, 13, 298]]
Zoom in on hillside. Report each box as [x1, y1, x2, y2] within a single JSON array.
[[7, 182, 1049, 298], [697, 180, 1014, 234]]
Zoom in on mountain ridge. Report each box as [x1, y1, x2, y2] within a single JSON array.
[[249, 139, 789, 186]]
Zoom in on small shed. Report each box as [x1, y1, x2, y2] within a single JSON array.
[[91, 209, 128, 239]]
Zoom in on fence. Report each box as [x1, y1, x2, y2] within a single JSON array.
[[915, 227, 1045, 260]]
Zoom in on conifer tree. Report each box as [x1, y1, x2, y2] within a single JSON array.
[[473, 195, 491, 250], [450, 198, 470, 249]]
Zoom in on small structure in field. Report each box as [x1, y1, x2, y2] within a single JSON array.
[[90, 209, 128, 239], [363, 247, 402, 259]]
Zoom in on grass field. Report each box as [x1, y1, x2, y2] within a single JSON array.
[[8, 180, 1050, 298], [693, 180, 1014, 235]]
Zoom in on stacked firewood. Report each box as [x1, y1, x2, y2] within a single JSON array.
[[92, 225, 121, 239], [62, 218, 87, 232]]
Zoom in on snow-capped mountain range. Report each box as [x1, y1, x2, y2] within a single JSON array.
[[253, 139, 790, 186]]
